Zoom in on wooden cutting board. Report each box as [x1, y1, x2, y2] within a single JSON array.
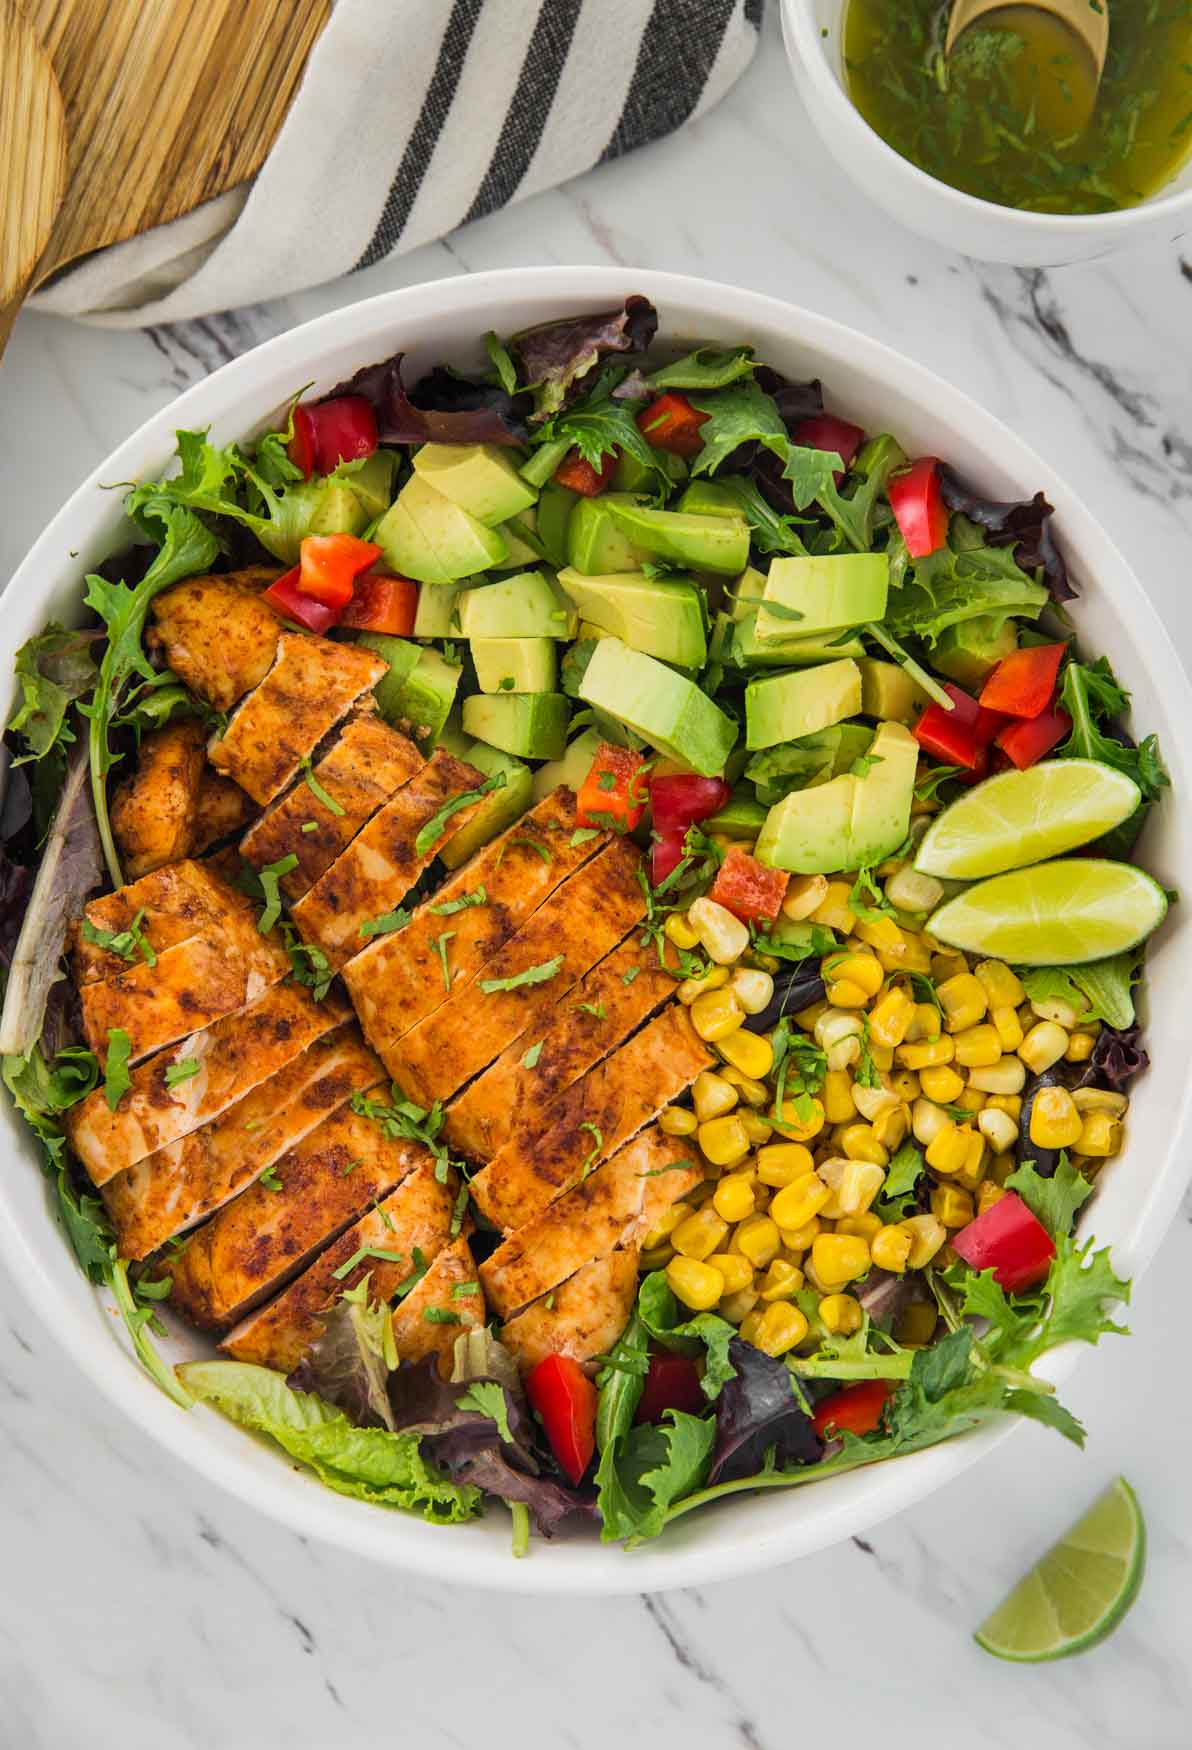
[[1, 0, 331, 350]]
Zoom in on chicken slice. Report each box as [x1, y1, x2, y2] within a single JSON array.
[[66, 983, 351, 1185], [344, 787, 603, 1050], [501, 1253, 640, 1375], [480, 1126, 702, 1318], [73, 858, 282, 988], [389, 1237, 485, 1374], [167, 1094, 432, 1331], [220, 1161, 456, 1371], [208, 631, 388, 805], [240, 712, 423, 900], [80, 937, 266, 1068], [469, 1007, 712, 1234], [289, 748, 486, 969], [146, 567, 282, 711], [379, 836, 646, 1108], [445, 934, 678, 1162], [110, 721, 206, 880], [102, 1025, 384, 1260], [192, 771, 256, 853]]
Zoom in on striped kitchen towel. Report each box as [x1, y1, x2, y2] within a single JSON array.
[[32, 0, 763, 328]]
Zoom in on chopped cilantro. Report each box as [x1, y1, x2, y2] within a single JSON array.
[[423, 1307, 461, 1324], [103, 1029, 132, 1111], [522, 1040, 544, 1069], [430, 885, 487, 916], [358, 905, 413, 940], [82, 906, 156, 968], [478, 954, 564, 994], [259, 1165, 283, 1192], [332, 1244, 405, 1282], [257, 854, 298, 933], [164, 1058, 201, 1088], [569, 827, 600, 848], [414, 771, 506, 857], [434, 930, 456, 992], [579, 1122, 603, 1178], [300, 758, 345, 816]]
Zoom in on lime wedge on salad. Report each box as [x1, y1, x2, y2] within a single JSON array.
[[928, 858, 1166, 964], [915, 759, 1141, 881], [975, 1478, 1145, 1662]]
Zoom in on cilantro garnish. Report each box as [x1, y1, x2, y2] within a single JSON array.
[[579, 1122, 603, 1178], [358, 905, 412, 941], [430, 885, 488, 916], [434, 930, 456, 992], [257, 854, 298, 933], [103, 1029, 132, 1111], [164, 1058, 201, 1089], [458, 1379, 515, 1445], [522, 1040, 544, 1069], [82, 906, 156, 968], [478, 954, 564, 995], [300, 757, 345, 817], [332, 1244, 405, 1282], [414, 771, 506, 857]]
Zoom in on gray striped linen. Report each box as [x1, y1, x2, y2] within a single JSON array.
[[32, 0, 762, 328]]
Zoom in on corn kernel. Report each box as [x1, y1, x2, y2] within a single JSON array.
[[976, 1179, 1007, 1215], [751, 1301, 810, 1357], [642, 1203, 687, 1248], [833, 953, 885, 999], [868, 987, 915, 1049], [966, 1054, 1026, 1095], [640, 1244, 674, 1271], [773, 1096, 826, 1141], [1064, 1030, 1098, 1064], [721, 1066, 769, 1108], [897, 1300, 940, 1345], [676, 964, 729, 1005], [692, 1071, 738, 1122], [897, 1035, 955, 1070], [819, 1156, 885, 1216], [658, 1105, 699, 1138], [840, 1124, 889, 1168], [925, 1120, 975, 1178], [690, 988, 746, 1043], [986, 1092, 1023, 1121], [672, 1206, 730, 1262], [903, 1002, 943, 1043], [931, 1184, 975, 1228], [1029, 1086, 1082, 1151], [835, 1211, 883, 1241], [756, 1142, 815, 1187], [738, 1309, 764, 1345], [978, 1106, 1018, 1155], [911, 1097, 951, 1147], [1019, 1021, 1070, 1074], [955, 1088, 986, 1114], [706, 1251, 754, 1295], [666, 1256, 724, 1312], [688, 896, 751, 965], [783, 873, 830, 921], [1077, 1112, 1123, 1158], [852, 1078, 901, 1121], [664, 911, 701, 951], [955, 1131, 987, 1190], [698, 1114, 751, 1167], [808, 878, 855, 932], [873, 1104, 909, 1152], [824, 977, 865, 1009], [740, 1111, 774, 1146], [712, 1173, 757, 1225], [931, 951, 969, 983], [870, 1223, 913, 1273], [811, 1232, 871, 1288], [1029, 994, 1084, 1029], [719, 1287, 759, 1324], [991, 1004, 1025, 1052], [919, 1063, 966, 1104], [717, 1027, 774, 1081], [818, 1292, 864, 1336], [853, 914, 908, 957], [974, 959, 1025, 1008], [1072, 1087, 1128, 1115], [818, 1068, 855, 1125], [900, 1212, 947, 1268], [876, 925, 933, 975], [770, 1174, 832, 1230], [758, 1257, 804, 1301], [937, 972, 988, 1033], [884, 865, 945, 913], [734, 1213, 782, 1268], [952, 1023, 1002, 1068], [778, 1216, 821, 1253], [888, 1068, 921, 1101], [729, 966, 774, 1015]]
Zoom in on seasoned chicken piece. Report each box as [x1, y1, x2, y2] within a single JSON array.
[[146, 567, 282, 710], [290, 749, 486, 969], [220, 1161, 456, 1371], [73, 859, 280, 987], [501, 1253, 639, 1375], [379, 837, 645, 1108], [389, 1237, 485, 1373], [445, 935, 678, 1161], [470, 1007, 712, 1234], [240, 713, 423, 900], [344, 787, 604, 1050], [208, 631, 388, 805], [192, 771, 256, 853], [480, 1127, 702, 1317], [80, 937, 263, 1068], [66, 984, 350, 1185], [110, 721, 206, 879], [102, 1026, 384, 1259], [168, 1095, 431, 1330]]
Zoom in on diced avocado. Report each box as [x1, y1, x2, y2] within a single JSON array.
[[745, 658, 863, 751], [438, 742, 533, 870], [434, 713, 473, 759], [730, 564, 767, 623], [578, 637, 737, 778], [611, 448, 687, 492], [856, 657, 929, 725], [933, 614, 1018, 689], [307, 479, 369, 538], [566, 494, 645, 575], [459, 570, 571, 640], [755, 720, 917, 873], [704, 792, 768, 837], [757, 553, 888, 642], [375, 474, 508, 585], [491, 508, 543, 571], [746, 724, 873, 804], [556, 567, 707, 668], [413, 579, 474, 639], [577, 621, 612, 643], [412, 442, 537, 528], [731, 611, 865, 670], [606, 503, 749, 577], [462, 692, 570, 761], [348, 450, 398, 520], [531, 726, 602, 802], [359, 634, 462, 746], [677, 480, 742, 519], [471, 638, 557, 695], [536, 484, 578, 569]]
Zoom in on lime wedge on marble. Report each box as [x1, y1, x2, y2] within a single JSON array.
[[927, 858, 1166, 964], [915, 759, 1141, 881], [975, 1478, 1145, 1662]]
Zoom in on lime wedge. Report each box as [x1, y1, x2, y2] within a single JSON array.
[[916, 759, 1141, 881], [975, 1478, 1145, 1662], [927, 858, 1166, 964]]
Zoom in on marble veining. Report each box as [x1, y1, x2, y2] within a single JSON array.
[[2, 8, 1191, 1746]]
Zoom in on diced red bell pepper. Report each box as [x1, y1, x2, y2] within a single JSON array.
[[633, 1352, 705, 1426], [649, 774, 732, 836], [554, 447, 616, 496], [288, 404, 318, 480], [651, 830, 687, 888], [297, 533, 382, 609], [913, 683, 1006, 773], [636, 392, 711, 459], [288, 395, 379, 479], [525, 1353, 597, 1486], [577, 742, 651, 832], [887, 457, 949, 559], [995, 704, 1073, 771], [709, 845, 789, 922], [952, 1191, 1056, 1294], [262, 567, 340, 636], [792, 413, 865, 482], [979, 643, 1066, 719], [812, 1379, 894, 1440], [337, 571, 419, 636]]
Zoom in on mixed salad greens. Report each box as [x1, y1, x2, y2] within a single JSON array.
[[0, 295, 1164, 1552]]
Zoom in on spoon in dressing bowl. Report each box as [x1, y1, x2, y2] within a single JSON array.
[[946, 0, 1110, 86]]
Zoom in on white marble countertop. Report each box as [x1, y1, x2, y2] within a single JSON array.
[[3, 11, 1192, 1747]]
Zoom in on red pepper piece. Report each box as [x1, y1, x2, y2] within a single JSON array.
[[262, 567, 340, 636], [554, 448, 616, 496], [792, 413, 865, 482], [315, 395, 379, 473], [995, 704, 1073, 771], [525, 1353, 597, 1486], [650, 774, 732, 836], [636, 391, 711, 459], [812, 1379, 893, 1440], [577, 742, 650, 832], [951, 1191, 1056, 1294], [633, 1352, 705, 1426], [288, 405, 318, 480], [914, 683, 1006, 771], [887, 457, 949, 559], [979, 643, 1066, 719], [297, 533, 382, 608], [337, 572, 418, 636], [709, 845, 789, 922], [651, 829, 687, 888]]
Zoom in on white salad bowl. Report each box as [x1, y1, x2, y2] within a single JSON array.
[[782, 0, 1192, 266], [2, 266, 1191, 1595]]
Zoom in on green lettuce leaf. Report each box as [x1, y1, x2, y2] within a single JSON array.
[[1056, 658, 1168, 858], [884, 527, 1049, 646], [1016, 949, 1143, 1030], [7, 627, 98, 764], [688, 380, 790, 478], [645, 346, 756, 392], [1006, 1154, 1094, 1238], [636, 1271, 737, 1398]]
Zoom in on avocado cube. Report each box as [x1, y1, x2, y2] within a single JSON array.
[[677, 480, 743, 519], [413, 579, 475, 639], [757, 553, 888, 642], [462, 692, 570, 761], [703, 791, 768, 837], [374, 475, 509, 584], [754, 720, 917, 873], [606, 503, 750, 577], [577, 637, 737, 778], [566, 494, 645, 575], [536, 483, 578, 569], [459, 571, 572, 640], [348, 450, 398, 520], [306, 479, 370, 539], [438, 742, 534, 870], [491, 509, 544, 571], [745, 659, 864, 751], [933, 614, 1018, 689], [731, 611, 865, 670], [611, 448, 687, 493], [471, 638, 557, 695], [856, 657, 930, 725], [412, 442, 537, 528], [358, 634, 461, 746], [746, 724, 874, 804], [531, 726, 603, 803], [556, 567, 707, 668]]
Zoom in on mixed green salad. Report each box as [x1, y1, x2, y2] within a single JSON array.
[[0, 294, 1164, 1552]]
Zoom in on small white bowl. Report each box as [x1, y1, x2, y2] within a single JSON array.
[[3, 266, 1191, 1594], [783, 0, 1192, 265]]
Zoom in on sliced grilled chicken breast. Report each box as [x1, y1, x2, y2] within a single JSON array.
[[110, 721, 206, 879], [388, 1237, 485, 1373], [146, 567, 282, 710], [192, 772, 256, 853], [501, 1252, 640, 1374], [73, 858, 274, 987], [80, 936, 270, 1068]]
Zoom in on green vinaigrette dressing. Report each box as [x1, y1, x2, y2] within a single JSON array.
[[843, 1, 1192, 213]]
